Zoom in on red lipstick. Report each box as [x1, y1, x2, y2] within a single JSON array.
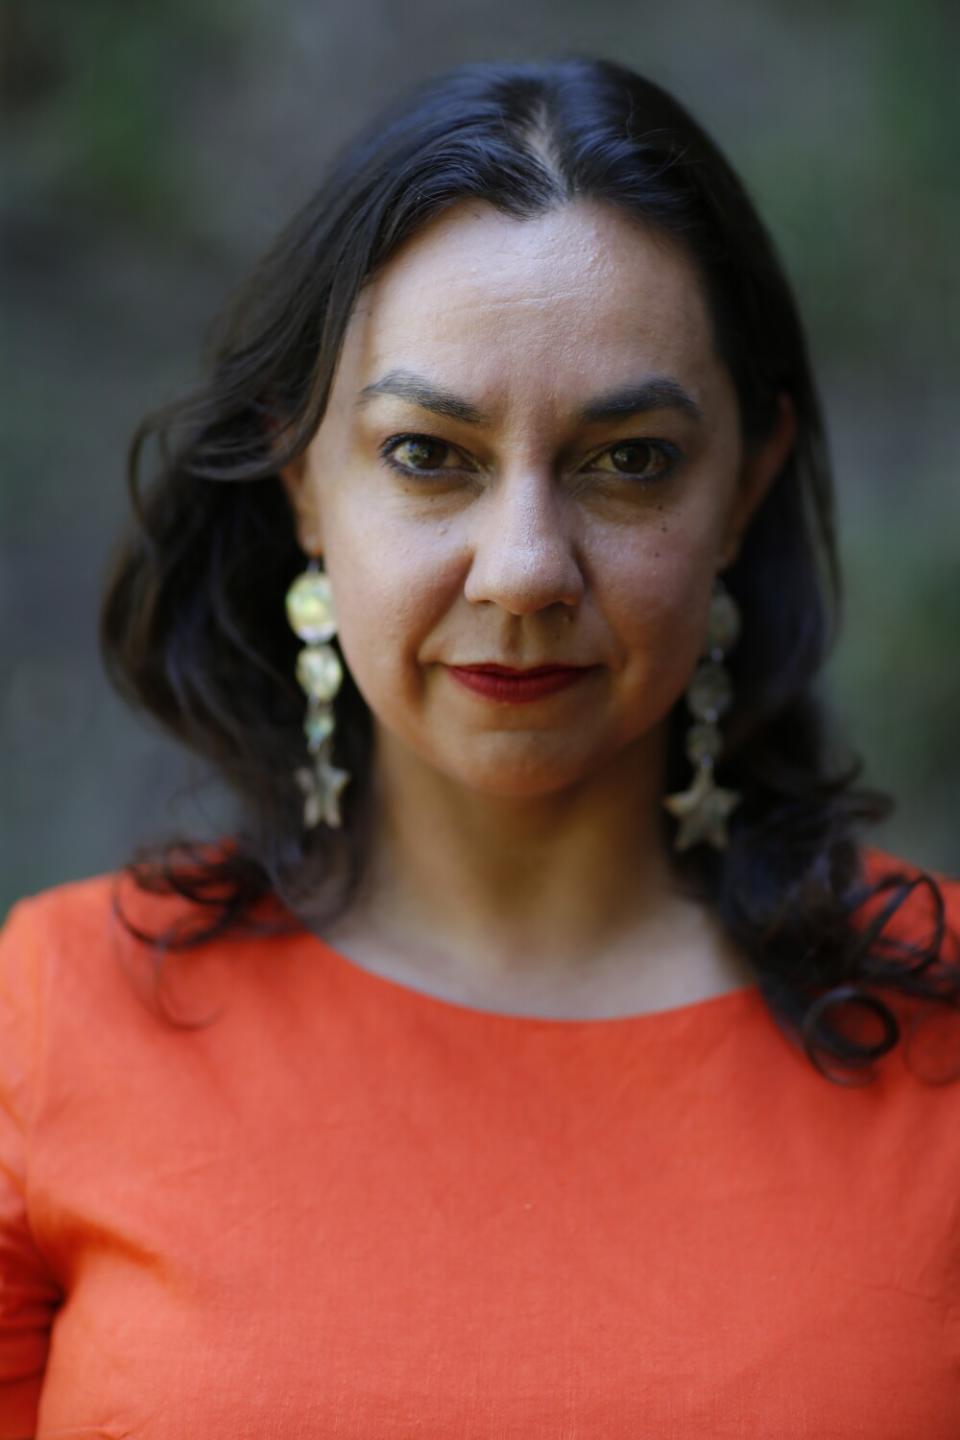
[[447, 665, 591, 703]]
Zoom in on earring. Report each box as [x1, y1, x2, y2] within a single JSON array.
[[285, 557, 351, 829], [663, 574, 742, 852]]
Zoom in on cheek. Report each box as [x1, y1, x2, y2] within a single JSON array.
[[322, 516, 449, 699], [599, 520, 718, 715], [601, 515, 714, 640]]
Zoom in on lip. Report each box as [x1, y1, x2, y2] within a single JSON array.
[[454, 664, 586, 676], [447, 664, 592, 703]]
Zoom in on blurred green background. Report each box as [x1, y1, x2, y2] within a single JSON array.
[[2, 0, 958, 916]]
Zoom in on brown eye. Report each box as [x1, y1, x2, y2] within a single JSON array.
[[384, 435, 453, 472], [599, 440, 678, 480]]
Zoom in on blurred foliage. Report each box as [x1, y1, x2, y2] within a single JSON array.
[[3, 0, 955, 351], [1, 0, 255, 232], [826, 514, 960, 866], [736, 0, 958, 368]]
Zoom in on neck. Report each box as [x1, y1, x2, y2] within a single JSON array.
[[347, 721, 691, 981]]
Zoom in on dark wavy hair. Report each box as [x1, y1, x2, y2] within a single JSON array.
[[101, 55, 959, 1084]]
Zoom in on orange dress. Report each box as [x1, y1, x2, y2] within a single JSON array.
[[1, 847, 958, 1439]]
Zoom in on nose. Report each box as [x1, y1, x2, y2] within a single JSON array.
[[462, 470, 585, 616]]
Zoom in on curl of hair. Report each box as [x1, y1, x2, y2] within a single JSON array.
[[101, 56, 960, 1083]]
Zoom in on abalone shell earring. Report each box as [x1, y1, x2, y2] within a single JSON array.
[[285, 557, 351, 829], [663, 574, 742, 852]]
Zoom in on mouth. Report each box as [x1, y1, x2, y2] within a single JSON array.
[[446, 663, 594, 704]]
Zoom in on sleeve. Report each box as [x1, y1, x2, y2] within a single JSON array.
[[0, 898, 62, 1439]]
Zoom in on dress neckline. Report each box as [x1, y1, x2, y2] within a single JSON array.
[[295, 925, 763, 1033]]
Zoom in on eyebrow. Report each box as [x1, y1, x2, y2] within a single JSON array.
[[354, 368, 704, 427]]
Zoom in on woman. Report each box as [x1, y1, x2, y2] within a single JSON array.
[[1, 56, 958, 1438]]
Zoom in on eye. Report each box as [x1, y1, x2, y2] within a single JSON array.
[[592, 439, 681, 482], [379, 433, 467, 476], [379, 432, 682, 485]]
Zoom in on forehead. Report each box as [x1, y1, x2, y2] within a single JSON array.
[[334, 199, 722, 409]]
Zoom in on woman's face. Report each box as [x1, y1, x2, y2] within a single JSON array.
[[283, 198, 792, 799]]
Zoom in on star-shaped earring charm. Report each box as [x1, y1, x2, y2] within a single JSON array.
[[663, 765, 740, 852], [295, 758, 351, 829]]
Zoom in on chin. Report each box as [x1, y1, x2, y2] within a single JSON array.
[[464, 773, 580, 800], [437, 737, 605, 799]]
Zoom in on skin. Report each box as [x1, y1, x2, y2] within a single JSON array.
[[282, 198, 796, 1018]]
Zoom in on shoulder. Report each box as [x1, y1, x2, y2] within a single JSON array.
[[860, 842, 957, 889], [1, 869, 165, 964], [0, 868, 220, 1018], [0, 872, 120, 1002], [0, 859, 293, 1036], [3, 869, 121, 937], [1, 863, 233, 953], [858, 844, 960, 958], [0, 875, 136, 1135]]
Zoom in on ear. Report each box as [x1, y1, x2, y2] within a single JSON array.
[[279, 451, 324, 557], [719, 391, 797, 570]]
